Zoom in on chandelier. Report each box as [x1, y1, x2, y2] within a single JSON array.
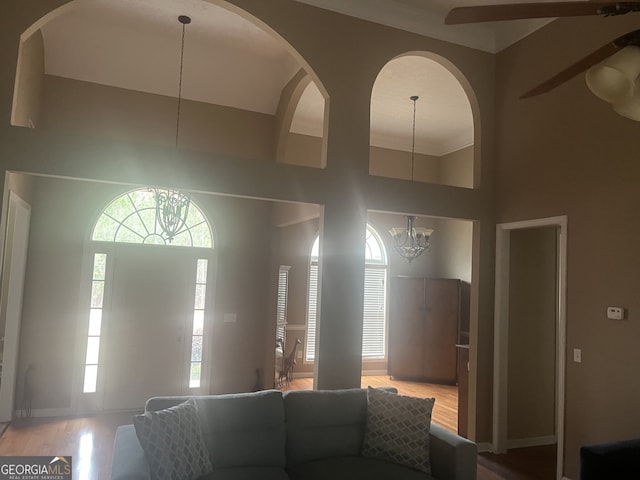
[[153, 15, 192, 243], [389, 95, 433, 263], [389, 215, 432, 264]]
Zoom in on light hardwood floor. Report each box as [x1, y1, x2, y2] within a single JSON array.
[[0, 378, 555, 480]]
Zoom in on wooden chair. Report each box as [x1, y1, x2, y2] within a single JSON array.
[[282, 338, 302, 386]]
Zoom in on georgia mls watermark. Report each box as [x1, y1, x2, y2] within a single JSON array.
[[0, 456, 71, 480]]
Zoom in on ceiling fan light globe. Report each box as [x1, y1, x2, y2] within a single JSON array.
[[585, 46, 640, 104], [613, 85, 640, 121], [586, 64, 635, 104]]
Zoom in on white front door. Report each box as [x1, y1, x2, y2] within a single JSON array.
[[101, 245, 197, 411]]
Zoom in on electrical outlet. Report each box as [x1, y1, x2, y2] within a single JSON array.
[[297, 350, 303, 359]]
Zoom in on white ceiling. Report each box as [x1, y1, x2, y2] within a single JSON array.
[[295, 0, 557, 54], [40, 0, 555, 157]]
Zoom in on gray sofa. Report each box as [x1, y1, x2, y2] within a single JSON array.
[[111, 388, 477, 480]]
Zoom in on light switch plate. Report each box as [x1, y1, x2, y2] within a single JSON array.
[[573, 348, 581, 363]]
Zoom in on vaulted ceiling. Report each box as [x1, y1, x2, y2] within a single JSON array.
[[40, 0, 555, 157]]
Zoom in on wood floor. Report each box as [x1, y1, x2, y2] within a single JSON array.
[[0, 376, 556, 480]]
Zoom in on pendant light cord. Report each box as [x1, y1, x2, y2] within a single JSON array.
[[176, 17, 189, 148], [410, 95, 418, 181]]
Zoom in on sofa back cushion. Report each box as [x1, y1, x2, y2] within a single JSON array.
[[145, 390, 286, 469], [285, 388, 393, 467]]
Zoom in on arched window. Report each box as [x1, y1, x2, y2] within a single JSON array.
[[305, 225, 388, 362], [92, 188, 212, 248]]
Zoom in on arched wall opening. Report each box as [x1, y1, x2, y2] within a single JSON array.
[[11, 0, 329, 167], [369, 52, 479, 189]]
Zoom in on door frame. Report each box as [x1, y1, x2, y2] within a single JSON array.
[[494, 215, 567, 480], [0, 191, 31, 421]]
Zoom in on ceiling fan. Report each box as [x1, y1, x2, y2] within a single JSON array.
[[445, 2, 640, 120]]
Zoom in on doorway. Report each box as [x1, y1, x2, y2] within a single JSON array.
[[494, 216, 567, 480], [101, 246, 204, 411]]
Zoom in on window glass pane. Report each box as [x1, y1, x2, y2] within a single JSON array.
[[83, 365, 98, 393], [92, 215, 119, 241], [91, 281, 104, 308], [193, 310, 204, 335], [88, 309, 102, 336], [104, 195, 132, 221], [189, 363, 201, 388], [143, 234, 166, 245], [365, 228, 384, 263], [86, 336, 100, 364], [169, 229, 192, 247], [196, 259, 208, 284], [138, 208, 157, 237], [93, 254, 107, 280], [305, 264, 318, 362], [114, 224, 144, 244], [191, 336, 203, 362], [194, 285, 206, 310], [190, 223, 212, 248], [129, 190, 155, 209], [311, 237, 319, 260], [122, 212, 148, 237]]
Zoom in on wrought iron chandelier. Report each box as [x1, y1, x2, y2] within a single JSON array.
[[152, 15, 192, 243], [388, 95, 433, 263]]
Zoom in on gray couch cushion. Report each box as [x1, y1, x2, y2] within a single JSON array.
[[287, 455, 433, 480], [145, 390, 286, 470], [284, 388, 371, 467]]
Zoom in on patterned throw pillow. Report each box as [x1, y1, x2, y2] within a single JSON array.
[[134, 399, 213, 480], [361, 387, 435, 474]]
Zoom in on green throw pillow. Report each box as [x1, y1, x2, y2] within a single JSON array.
[[134, 399, 213, 480], [362, 387, 435, 474]]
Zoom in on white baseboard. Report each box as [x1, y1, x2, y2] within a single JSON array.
[[13, 407, 72, 419], [507, 435, 556, 449], [476, 442, 494, 453]]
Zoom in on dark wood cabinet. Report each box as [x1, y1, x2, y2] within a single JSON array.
[[388, 277, 467, 384]]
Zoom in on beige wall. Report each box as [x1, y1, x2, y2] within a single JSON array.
[[41, 75, 276, 161], [440, 146, 473, 189], [507, 227, 556, 442], [0, 0, 496, 442], [16, 176, 275, 409], [496, 13, 640, 477]]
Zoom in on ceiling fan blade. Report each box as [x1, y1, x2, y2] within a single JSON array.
[[445, 2, 637, 25], [520, 29, 640, 98]]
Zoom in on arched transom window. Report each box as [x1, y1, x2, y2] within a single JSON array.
[[92, 188, 213, 248]]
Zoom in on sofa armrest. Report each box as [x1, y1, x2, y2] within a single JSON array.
[[429, 422, 477, 480], [111, 425, 151, 480]]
